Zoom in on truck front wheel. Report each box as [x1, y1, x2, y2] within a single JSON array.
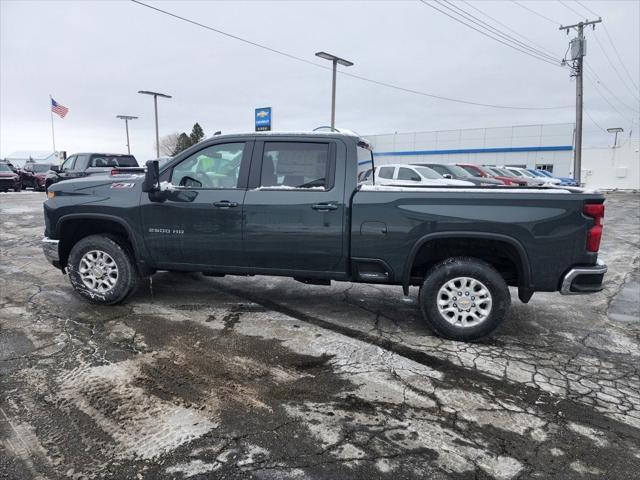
[[67, 235, 139, 304], [419, 257, 510, 341]]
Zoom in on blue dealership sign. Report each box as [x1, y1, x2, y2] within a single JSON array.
[[255, 107, 271, 132]]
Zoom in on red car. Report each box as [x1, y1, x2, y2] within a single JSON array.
[[0, 162, 22, 192], [20, 163, 53, 191], [456, 163, 527, 186]]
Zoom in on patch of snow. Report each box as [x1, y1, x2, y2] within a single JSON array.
[[166, 459, 221, 478], [254, 185, 326, 191], [159, 181, 177, 191], [359, 184, 573, 194]]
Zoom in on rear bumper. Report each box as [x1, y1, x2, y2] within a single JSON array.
[[560, 260, 607, 295], [42, 237, 61, 268]]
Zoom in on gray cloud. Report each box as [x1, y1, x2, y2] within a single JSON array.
[[1, 0, 638, 161]]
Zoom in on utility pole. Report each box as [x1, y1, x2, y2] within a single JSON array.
[[116, 115, 138, 154], [560, 18, 601, 185], [314, 52, 354, 130], [138, 90, 172, 158]]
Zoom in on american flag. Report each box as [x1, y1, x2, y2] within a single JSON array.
[[51, 98, 69, 118]]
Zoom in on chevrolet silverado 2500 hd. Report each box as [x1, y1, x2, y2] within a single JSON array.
[[42, 132, 607, 340]]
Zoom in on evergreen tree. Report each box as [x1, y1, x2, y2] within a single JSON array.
[[173, 133, 192, 155], [189, 123, 205, 145]]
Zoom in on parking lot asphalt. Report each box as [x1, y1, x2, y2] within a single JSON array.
[[1, 191, 639, 480]]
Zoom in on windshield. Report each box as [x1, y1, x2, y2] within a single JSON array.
[[33, 164, 52, 173], [414, 166, 442, 179], [445, 165, 473, 177], [538, 170, 553, 177], [497, 168, 517, 177], [0, 164, 12, 172], [459, 165, 482, 177], [517, 169, 537, 178]]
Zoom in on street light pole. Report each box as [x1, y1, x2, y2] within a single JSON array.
[[315, 52, 354, 130], [116, 115, 138, 154], [138, 90, 172, 158]]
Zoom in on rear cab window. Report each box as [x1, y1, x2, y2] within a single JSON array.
[[89, 155, 137, 168], [357, 143, 374, 185], [259, 142, 332, 190]]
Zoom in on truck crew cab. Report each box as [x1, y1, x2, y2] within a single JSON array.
[[42, 131, 607, 341]]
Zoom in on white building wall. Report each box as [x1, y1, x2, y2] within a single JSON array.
[[581, 139, 640, 191], [365, 123, 576, 177]]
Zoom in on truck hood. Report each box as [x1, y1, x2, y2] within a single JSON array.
[[48, 172, 145, 193]]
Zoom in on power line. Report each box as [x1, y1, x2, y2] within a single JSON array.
[[575, 1, 599, 17], [591, 34, 640, 102], [561, 0, 640, 102], [558, 0, 587, 19], [418, 1, 562, 67], [130, 0, 572, 110], [584, 107, 607, 132], [585, 73, 634, 125], [585, 69, 638, 116], [513, 1, 561, 26], [438, 0, 562, 63], [462, 0, 560, 60], [571, 1, 639, 93], [603, 25, 639, 92]]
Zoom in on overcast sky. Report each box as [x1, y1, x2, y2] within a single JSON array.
[[1, 0, 638, 161]]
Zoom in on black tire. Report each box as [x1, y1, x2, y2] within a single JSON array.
[[13, 184, 21, 192], [419, 257, 510, 341], [67, 234, 139, 305]]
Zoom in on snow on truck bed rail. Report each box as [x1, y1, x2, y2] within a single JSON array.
[[359, 184, 597, 194]]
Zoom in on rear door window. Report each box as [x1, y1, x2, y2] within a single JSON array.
[[397, 167, 419, 181], [377, 166, 394, 179], [260, 142, 331, 190]]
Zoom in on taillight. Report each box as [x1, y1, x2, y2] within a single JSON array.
[[584, 203, 604, 252]]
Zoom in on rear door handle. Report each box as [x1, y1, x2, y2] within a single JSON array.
[[312, 203, 338, 211], [213, 200, 239, 208]]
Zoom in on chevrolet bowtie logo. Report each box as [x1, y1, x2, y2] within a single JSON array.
[[256, 111, 268, 118]]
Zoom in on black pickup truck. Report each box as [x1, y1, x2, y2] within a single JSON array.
[[45, 152, 138, 190], [42, 132, 607, 340]]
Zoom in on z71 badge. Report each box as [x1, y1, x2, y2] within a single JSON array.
[[110, 182, 135, 189]]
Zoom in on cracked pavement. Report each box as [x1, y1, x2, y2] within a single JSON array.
[[1, 192, 639, 479]]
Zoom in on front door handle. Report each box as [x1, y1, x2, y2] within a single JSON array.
[[213, 200, 239, 208], [312, 203, 338, 211]]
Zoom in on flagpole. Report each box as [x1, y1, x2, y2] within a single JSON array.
[[49, 95, 56, 155]]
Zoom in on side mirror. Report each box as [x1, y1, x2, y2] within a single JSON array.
[[142, 160, 160, 192], [443, 174, 453, 179], [50, 165, 60, 173], [411, 176, 421, 182]]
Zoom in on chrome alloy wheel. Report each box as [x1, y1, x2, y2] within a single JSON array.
[[78, 250, 119, 293], [436, 276, 492, 327]]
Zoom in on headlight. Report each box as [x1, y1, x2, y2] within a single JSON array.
[[47, 191, 56, 199]]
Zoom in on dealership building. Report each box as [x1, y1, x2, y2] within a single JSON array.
[[365, 122, 639, 190]]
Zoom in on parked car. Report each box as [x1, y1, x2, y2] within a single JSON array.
[[532, 169, 579, 186], [0, 162, 22, 192], [376, 163, 474, 187], [456, 163, 526, 186], [416, 163, 503, 186], [524, 168, 562, 185], [485, 166, 532, 186], [20, 163, 54, 190], [45, 153, 138, 190], [42, 131, 607, 341], [503, 166, 547, 186]]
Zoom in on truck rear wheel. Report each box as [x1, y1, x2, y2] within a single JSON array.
[[67, 234, 139, 305], [419, 257, 510, 341]]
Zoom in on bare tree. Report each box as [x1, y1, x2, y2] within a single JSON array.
[[158, 132, 180, 157]]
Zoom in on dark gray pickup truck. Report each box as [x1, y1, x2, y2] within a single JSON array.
[[42, 131, 607, 340]]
